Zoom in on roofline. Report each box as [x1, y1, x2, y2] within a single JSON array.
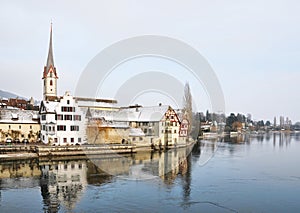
[[75, 97, 117, 104]]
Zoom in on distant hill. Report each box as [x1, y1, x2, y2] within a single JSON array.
[[0, 89, 27, 100]]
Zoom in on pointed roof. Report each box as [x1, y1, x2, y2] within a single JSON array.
[[46, 23, 54, 70]]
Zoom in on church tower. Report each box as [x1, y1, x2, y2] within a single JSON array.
[[43, 23, 58, 101]]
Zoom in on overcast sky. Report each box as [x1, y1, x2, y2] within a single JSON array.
[[1, 0, 300, 122]]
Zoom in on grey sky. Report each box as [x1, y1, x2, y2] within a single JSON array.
[[1, 0, 300, 121]]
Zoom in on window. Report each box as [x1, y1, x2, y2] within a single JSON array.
[[61, 106, 75, 112], [132, 137, 136, 141], [64, 115, 72, 120], [21, 134, 24, 138], [78, 138, 81, 142], [50, 80, 53, 86], [30, 125, 32, 129], [56, 114, 63, 120], [78, 164, 82, 169], [74, 115, 81, 121], [70, 125, 79, 131], [71, 138, 74, 142], [174, 130, 177, 133], [64, 164, 68, 170], [57, 125, 66, 131], [71, 164, 75, 169], [139, 137, 143, 141], [19, 125, 21, 129], [54, 138, 57, 142], [63, 138, 67, 143], [41, 115, 46, 120], [67, 100, 70, 105], [144, 129, 147, 134]]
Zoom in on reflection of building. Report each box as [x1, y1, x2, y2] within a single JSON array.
[[0, 160, 41, 179], [40, 160, 87, 212], [0, 109, 40, 142]]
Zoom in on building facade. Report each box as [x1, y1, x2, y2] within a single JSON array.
[[0, 109, 40, 142], [40, 92, 86, 145]]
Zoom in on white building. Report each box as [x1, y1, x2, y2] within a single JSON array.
[[40, 92, 86, 145]]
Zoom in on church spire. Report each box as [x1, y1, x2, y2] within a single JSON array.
[[43, 22, 58, 101], [46, 23, 54, 70]]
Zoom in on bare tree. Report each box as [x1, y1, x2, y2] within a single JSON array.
[[182, 82, 192, 134]]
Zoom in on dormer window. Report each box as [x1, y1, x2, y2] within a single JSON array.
[[11, 113, 19, 120], [50, 80, 53, 86]]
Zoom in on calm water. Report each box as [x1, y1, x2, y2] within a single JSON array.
[[0, 132, 299, 212]]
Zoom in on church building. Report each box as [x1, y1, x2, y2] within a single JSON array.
[[39, 24, 86, 145]]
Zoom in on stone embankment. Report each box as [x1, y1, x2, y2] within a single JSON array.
[[0, 144, 136, 160]]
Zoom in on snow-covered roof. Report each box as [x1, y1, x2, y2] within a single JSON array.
[[0, 109, 39, 124], [77, 100, 117, 109], [41, 101, 59, 113], [116, 105, 170, 122], [86, 105, 175, 123], [129, 128, 145, 137]]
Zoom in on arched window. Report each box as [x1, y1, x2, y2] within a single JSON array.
[[50, 80, 53, 86]]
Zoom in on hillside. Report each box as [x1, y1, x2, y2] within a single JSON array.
[[0, 89, 27, 100]]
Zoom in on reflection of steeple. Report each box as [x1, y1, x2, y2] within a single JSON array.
[[40, 165, 60, 213]]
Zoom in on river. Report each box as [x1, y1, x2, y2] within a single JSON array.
[[0, 132, 299, 212]]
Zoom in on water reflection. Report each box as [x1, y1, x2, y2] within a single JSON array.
[[0, 132, 299, 212], [0, 144, 200, 212], [40, 160, 87, 212]]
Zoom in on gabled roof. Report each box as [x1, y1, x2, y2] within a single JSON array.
[[39, 101, 59, 114]]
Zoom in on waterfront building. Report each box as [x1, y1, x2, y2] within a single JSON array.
[[115, 105, 184, 146], [39, 25, 86, 145], [38, 24, 189, 146], [39, 24, 119, 145], [39, 91, 86, 145], [0, 109, 40, 142]]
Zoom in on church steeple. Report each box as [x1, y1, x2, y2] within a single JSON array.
[[46, 23, 54, 70], [43, 23, 58, 101]]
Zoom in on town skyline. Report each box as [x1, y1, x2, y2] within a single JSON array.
[[1, 1, 300, 122]]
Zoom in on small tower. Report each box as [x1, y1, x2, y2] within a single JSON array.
[[43, 23, 58, 101]]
